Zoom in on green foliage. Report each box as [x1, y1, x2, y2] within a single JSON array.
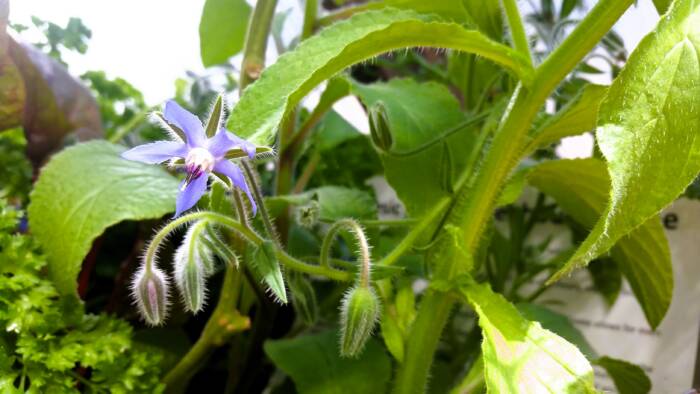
[[28, 141, 179, 297], [528, 159, 672, 328], [0, 199, 163, 393], [593, 357, 651, 394], [264, 330, 392, 394], [28, 16, 91, 64], [526, 84, 608, 154], [352, 78, 475, 216], [0, 128, 32, 201], [199, 0, 251, 67], [228, 8, 532, 145], [80, 70, 149, 135], [458, 277, 596, 393], [251, 240, 288, 303], [552, 0, 700, 283]]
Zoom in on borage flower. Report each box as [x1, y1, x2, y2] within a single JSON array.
[[122, 99, 263, 216]]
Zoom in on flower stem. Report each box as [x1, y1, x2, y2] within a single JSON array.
[[153, 211, 352, 281], [240, 160, 280, 246], [320, 219, 371, 286], [163, 266, 250, 388]]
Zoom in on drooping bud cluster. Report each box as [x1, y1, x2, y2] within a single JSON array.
[[131, 265, 170, 326], [131, 220, 228, 324]]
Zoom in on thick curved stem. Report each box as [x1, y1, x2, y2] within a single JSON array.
[[393, 1, 634, 392]]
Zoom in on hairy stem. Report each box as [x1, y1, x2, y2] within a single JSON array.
[[320, 219, 372, 286], [393, 1, 634, 392], [502, 0, 532, 66], [241, 160, 280, 246]]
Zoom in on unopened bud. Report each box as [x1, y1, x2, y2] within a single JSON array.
[[294, 200, 320, 229], [131, 266, 170, 326], [369, 101, 393, 152], [340, 286, 380, 357], [174, 240, 209, 314]]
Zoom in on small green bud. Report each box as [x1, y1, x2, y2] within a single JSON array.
[[294, 200, 320, 229], [368, 101, 393, 152], [340, 286, 380, 357], [131, 266, 170, 326]]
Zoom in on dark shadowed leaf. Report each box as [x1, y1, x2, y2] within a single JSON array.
[[264, 330, 391, 394], [7, 39, 103, 166], [0, 0, 24, 131]]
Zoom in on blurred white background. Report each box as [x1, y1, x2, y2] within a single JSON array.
[[8, 0, 663, 157]]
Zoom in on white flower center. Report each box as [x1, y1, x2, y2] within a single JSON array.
[[185, 147, 215, 174]]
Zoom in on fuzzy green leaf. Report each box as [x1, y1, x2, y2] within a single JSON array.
[[251, 240, 288, 304], [228, 8, 532, 144], [264, 330, 391, 394], [528, 159, 672, 328], [458, 277, 596, 393], [28, 141, 179, 297], [199, 0, 251, 67], [550, 0, 700, 285]]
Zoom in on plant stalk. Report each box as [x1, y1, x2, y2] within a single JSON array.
[[392, 1, 634, 392]]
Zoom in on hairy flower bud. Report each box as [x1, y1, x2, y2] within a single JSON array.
[[174, 245, 208, 314], [131, 266, 170, 326], [339, 286, 380, 358], [173, 222, 213, 313], [368, 101, 393, 152]]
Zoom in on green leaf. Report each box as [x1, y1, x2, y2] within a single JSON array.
[[458, 277, 596, 393], [587, 258, 622, 306], [228, 8, 532, 144], [652, 0, 673, 15], [550, 0, 700, 286], [251, 240, 288, 304], [28, 141, 179, 297], [593, 357, 651, 394], [313, 110, 361, 152], [352, 78, 476, 216], [199, 0, 252, 67], [313, 186, 377, 220], [517, 303, 597, 359], [528, 159, 672, 328], [264, 330, 391, 394], [462, 0, 503, 40], [525, 84, 608, 154]]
